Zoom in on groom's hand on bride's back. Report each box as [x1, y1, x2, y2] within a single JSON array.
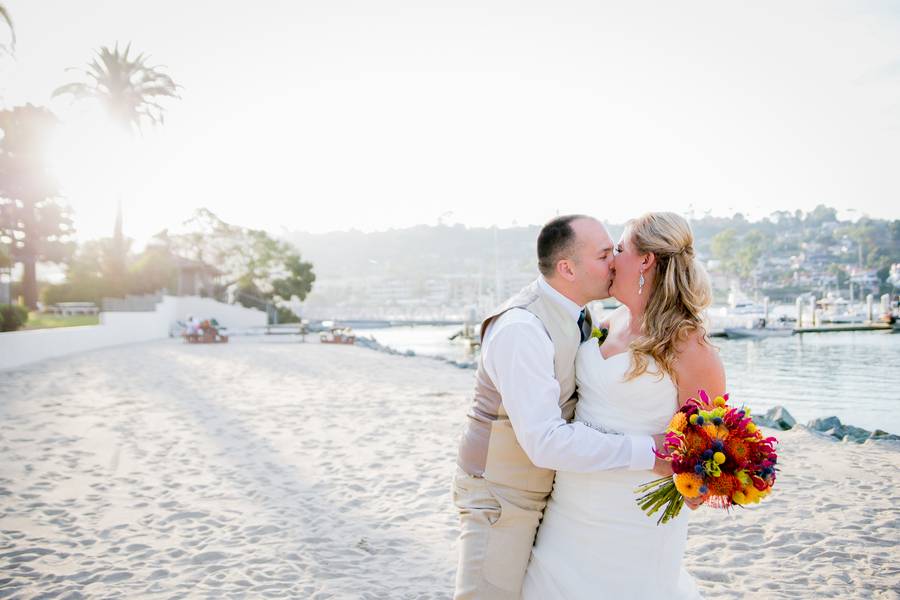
[[650, 434, 673, 477]]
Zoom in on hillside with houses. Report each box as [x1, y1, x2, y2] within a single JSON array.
[[286, 206, 899, 321]]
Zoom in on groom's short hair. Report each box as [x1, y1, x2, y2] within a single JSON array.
[[537, 214, 590, 277]]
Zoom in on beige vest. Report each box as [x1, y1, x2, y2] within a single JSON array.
[[456, 280, 591, 493]]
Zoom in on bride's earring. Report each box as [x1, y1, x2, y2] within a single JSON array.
[[638, 270, 645, 295]]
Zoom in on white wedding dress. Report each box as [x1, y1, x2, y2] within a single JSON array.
[[522, 338, 702, 600]]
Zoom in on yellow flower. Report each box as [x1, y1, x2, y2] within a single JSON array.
[[714, 395, 726, 407], [674, 473, 703, 498], [689, 414, 699, 425], [743, 486, 761, 504], [732, 490, 747, 504], [704, 460, 722, 478], [668, 413, 688, 433], [713, 452, 726, 465], [746, 422, 758, 434]]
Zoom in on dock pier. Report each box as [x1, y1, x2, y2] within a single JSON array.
[[792, 323, 893, 334]]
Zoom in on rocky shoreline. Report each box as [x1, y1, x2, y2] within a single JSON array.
[[354, 335, 477, 370], [755, 406, 900, 443]]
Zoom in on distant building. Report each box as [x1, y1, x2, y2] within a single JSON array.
[[849, 267, 880, 293], [815, 273, 838, 287], [175, 257, 222, 296]]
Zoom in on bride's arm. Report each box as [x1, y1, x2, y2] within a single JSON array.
[[672, 332, 726, 508], [673, 332, 726, 408]]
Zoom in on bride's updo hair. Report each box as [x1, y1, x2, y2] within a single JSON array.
[[626, 212, 712, 383]]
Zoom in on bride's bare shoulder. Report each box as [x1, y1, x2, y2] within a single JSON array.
[[673, 330, 725, 397]]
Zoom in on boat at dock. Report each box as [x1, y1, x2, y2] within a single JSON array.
[[815, 293, 868, 324], [723, 316, 794, 338], [724, 326, 793, 339], [448, 321, 481, 352]]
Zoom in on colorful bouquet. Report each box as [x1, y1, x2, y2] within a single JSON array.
[[635, 390, 779, 525]]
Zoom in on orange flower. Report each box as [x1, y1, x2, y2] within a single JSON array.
[[707, 473, 740, 498], [674, 473, 703, 498], [725, 437, 751, 463], [668, 412, 688, 433], [683, 431, 708, 457]]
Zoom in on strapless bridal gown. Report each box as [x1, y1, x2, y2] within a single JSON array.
[[522, 338, 702, 599]]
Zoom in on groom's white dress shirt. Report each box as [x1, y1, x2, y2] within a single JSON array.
[[481, 276, 655, 472]]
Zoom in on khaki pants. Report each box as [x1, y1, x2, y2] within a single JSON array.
[[452, 466, 548, 600]]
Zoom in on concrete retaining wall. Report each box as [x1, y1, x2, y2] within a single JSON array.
[[0, 296, 267, 371]]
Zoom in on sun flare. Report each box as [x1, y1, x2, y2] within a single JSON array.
[[45, 104, 133, 205]]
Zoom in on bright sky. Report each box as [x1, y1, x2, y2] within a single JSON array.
[[2, 0, 899, 245]]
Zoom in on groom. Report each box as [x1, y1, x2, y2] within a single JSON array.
[[452, 215, 672, 599]]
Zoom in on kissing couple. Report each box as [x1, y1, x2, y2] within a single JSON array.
[[452, 212, 724, 599]]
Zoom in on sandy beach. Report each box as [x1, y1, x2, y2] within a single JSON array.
[[1, 338, 898, 598]]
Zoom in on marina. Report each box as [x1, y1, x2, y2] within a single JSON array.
[[356, 319, 900, 435]]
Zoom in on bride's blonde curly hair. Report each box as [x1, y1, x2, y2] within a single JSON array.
[[626, 212, 712, 383]]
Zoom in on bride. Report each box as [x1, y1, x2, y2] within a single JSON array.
[[522, 212, 725, 599]]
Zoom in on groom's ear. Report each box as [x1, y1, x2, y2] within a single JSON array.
[[556, 258, 577, 281]]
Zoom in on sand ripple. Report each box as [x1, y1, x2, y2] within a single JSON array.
[[0, 338, 897, 598], [1, 339, 466, 598]]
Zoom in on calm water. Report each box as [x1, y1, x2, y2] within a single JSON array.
[[364, 325, 900, 434], [359, 325, 476, 363]]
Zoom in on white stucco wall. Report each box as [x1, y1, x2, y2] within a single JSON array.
[[0, 296, 266, 371], [157, 296, 268, 331]]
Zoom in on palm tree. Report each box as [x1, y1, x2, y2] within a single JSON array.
[[0, 4, 14, 55], [51, 43, 179, 297], [52, 42, 180, 133]]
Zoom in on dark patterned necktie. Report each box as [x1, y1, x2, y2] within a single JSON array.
[[577, 309, 587, 342]]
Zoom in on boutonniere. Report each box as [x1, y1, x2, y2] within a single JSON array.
[[590, 327, 608, 345]]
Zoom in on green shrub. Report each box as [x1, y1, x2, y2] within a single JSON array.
[[0, 304, 29, 332], [275, 305, 301, 324]]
